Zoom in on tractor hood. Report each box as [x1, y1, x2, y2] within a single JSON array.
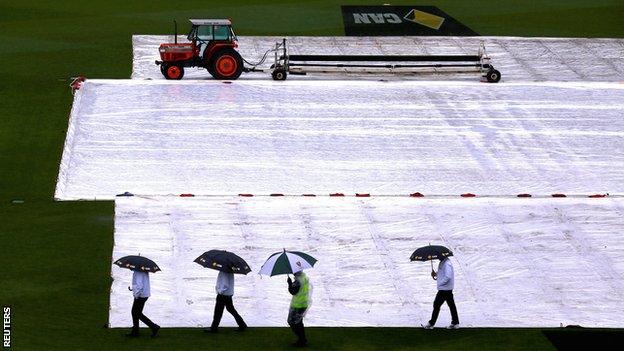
[[159, 43, 195, 61]]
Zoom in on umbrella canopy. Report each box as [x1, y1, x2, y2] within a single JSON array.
[[410, 245, 453, 262], [114, 255, 161, 273], [259, 250, 317, 276], [194, 250, 251, 274]]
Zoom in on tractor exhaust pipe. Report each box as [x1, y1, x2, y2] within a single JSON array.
[[174, 19, 178, 44]]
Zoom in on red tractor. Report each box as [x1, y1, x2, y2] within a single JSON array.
[[156, 19, 244, 80]]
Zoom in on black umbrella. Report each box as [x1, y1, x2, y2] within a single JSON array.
[[410, 245, 453, 277], [194, 250, 251, 275], [114, 255, 161, 273], [410, 245, 453, 262]]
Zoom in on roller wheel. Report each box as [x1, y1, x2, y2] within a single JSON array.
[[164, 64, 184, 80], [272, 68, 287, 81], [210, 49, 243, 80], [486, 69, 501, 83]]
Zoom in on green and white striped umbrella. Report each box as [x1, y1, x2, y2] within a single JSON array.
[[259, 250, 317, 276]]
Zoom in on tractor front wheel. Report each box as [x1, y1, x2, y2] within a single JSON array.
[[210, 49, 243, 80], [164, 64, 184, 80]]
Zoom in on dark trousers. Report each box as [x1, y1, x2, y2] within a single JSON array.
[[211, 294, 247, 330], [131, 297, 158, 334], [429, 290, 459, 326], [288, 307, 307, 345]]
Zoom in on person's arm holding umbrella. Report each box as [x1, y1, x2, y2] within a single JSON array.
[[287, 275, 301, 295]]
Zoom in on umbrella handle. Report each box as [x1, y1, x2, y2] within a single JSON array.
[[430, 260, 437, 280]]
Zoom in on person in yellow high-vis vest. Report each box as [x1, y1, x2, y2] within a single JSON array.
[[287, 271, 311, 347]]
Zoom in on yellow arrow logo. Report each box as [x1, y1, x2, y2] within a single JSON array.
[[403, 9, 445, 30]]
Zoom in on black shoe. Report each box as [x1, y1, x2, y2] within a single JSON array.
[[292, 340, 308, 348], [151, 325, 160, 338], [236, 325, 247, 332], [204, 328, 218, 334]]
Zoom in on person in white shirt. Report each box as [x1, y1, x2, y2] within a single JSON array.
[[127, 270, 160, 337], [423, 257, 460, 329], [206, 271, 247, 333]]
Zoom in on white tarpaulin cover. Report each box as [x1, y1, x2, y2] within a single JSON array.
[[53, 35, 624, 328], [110, 195, 624, 328], [132, 36, 624, 82], [55, 79, 624, 200]]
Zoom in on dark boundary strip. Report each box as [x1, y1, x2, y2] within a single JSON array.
[[543, 329, 624, 350]]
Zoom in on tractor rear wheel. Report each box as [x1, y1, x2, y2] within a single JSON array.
[[210, 49, 243, 80], [164, 64, 184, 80]]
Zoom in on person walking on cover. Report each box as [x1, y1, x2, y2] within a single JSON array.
[[128, 270, 160, 337], [423, 256, 460, 329], [207, 270, 247, 333], [287, 271, 311, 347]]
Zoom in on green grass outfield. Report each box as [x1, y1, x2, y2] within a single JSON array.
[[1, 1, 623, 350]]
